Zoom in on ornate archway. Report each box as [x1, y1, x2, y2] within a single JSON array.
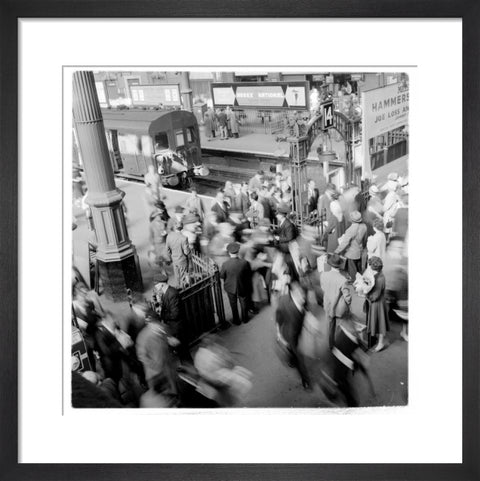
[[287, 110, 361, 226]]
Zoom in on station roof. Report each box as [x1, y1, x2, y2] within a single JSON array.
[[101, 109, 196, 135]]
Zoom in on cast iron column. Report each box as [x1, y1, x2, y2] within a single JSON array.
[[180, 72, 193, 111], [72, 70, 143, 300]]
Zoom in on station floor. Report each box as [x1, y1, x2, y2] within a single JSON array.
[[199, 124, 346, 163], [73, 179, 408, 408], [200, 128, 289, 158]]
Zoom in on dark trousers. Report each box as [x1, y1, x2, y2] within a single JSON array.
[[227, 292, 248, 324], [328, 316, 337, 349], [288, 344, 310, 385], [345, 258, 362, 280], [333, 359, 358, 407]]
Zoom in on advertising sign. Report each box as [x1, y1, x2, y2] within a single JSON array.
[[361, 82, 409, 179], [211, 82, 310, 110], [361, 82, 409, 139], [130, 84, 181, 106]]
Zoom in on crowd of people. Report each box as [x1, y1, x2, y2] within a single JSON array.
[[203, 106, 241, 141], [72, 165, 409, 408]]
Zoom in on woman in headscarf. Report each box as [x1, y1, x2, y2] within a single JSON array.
[[364, 256, 390, 351], [323, 193, 347, 253]]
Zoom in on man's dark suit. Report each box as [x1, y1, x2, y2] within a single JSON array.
[[307, 188, 320, 213], [276, 293, 310, 385], [160, 285, 190, 360], [275, 218, 298, 252], [211, 201, 229, 223], [220, 257, 252, 324]]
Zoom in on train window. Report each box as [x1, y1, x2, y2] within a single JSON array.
[[154, 132, 169, 150], [175, 130, 185, 147], [186, 127, 196, 143]]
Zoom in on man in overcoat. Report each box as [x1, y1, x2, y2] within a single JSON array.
[[320, 253, 353, 349], [274, 203, 297, 253], [220, 242, 253, 325]]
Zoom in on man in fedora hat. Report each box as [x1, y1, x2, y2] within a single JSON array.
[[274, 203, 297, 253], [220, 242, 253, 325], [335, 210, 367, 280], [320, 253, 352, 349]]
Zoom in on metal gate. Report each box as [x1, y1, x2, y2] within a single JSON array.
[[179, 253, 225, 345]]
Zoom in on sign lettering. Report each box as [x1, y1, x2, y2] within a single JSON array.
[[322, 101, 334, 129], [211, 82, 310, 110]]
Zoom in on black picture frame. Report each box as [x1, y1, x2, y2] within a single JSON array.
[[1, 2, 478, 480]]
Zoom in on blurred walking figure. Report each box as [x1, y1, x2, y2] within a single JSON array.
[[248, 170, 264, 193], [383, 174, 402, 242], [184, 187, 204, 220], [135, 306, 178, 394], [148, 200, 170, 268], [364, 256, 390, 351], [220, 242, 253, 325], [383, 238, 408, 342], [166, 221, 191, 288], [320, 253, 352, 349], [232, 182, 251, 215], [192, 335, 253, 406], [334, 210, 367, 280], [152, 273, 191, 361], [307, 179, 320, 214], [223, 181, 236, 207], [323, 195, 346, 253], [330, 315, 371, 407], [317, 183, 337, 220], [144, 164, 162, 211], [275, 282, 311, 390], [246, 192, 264, 227]]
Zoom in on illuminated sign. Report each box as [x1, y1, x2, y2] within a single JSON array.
[[130, 84, 181, 106], [211, 82, 310, 110]]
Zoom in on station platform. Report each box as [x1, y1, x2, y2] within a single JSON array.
[[200, 126, 289, 160]]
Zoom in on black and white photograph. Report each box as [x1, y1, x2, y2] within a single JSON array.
[[71, 69, 409, 409]]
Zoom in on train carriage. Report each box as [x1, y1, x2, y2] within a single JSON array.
[[101, 108, 206, 187]]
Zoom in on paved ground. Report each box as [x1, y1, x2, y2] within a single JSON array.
[[73, 179, 408, 408]]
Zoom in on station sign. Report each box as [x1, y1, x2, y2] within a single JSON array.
[[211, 81, 310, 110], [130, 84, 182, 107], [321, 101, 334, 130]]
